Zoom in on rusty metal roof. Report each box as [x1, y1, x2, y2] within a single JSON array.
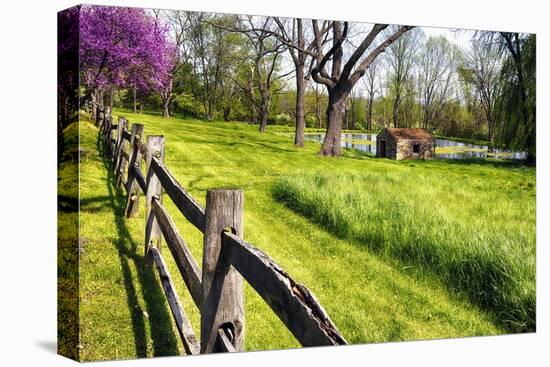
[[380, 128, 433, 140]]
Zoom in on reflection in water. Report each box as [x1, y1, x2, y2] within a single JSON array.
[[303, 133, 526, 160]]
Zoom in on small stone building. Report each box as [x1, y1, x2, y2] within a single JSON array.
[[376, 128, 434, 160]]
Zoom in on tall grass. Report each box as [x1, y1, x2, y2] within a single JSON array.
[[272, 170, 535, 332]]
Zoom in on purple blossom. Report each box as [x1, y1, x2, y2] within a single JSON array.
[[79, 5, 175, 93]]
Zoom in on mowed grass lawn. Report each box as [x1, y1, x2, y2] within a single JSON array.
[[76, 109, 535, 360]]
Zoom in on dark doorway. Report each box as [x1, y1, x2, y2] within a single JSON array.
[[379, 140, 386, 157]]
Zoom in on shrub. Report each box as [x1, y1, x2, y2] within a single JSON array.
[[272, 113, 293, 126]]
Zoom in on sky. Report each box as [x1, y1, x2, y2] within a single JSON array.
[[422, 26, 475, 51]]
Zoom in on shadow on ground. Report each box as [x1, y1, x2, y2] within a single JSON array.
[[95, 133, 180, 358], [36, 340, 57, 354]]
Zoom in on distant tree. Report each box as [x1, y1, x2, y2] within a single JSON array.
[[385, 28, 422, 128], [457, 65, 485, 133], [361, 58, 381, 131], [187, 12, 218, 120], [230, 17, 289, 132], [158, 10, 192, 118], [464, 39, 503, 142], [418, 36, 458, 130]]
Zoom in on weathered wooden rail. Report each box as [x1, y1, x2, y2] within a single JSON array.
[[94, 105, 347, 355]]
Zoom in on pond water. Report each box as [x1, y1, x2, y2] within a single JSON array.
[[303, 133, 527, 160]]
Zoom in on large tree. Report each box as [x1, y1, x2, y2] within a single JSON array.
[[79, 5, 174, 119], [497, 33, 536, 163], [308, 22, 413, 156], [58, 6, 79, 161]]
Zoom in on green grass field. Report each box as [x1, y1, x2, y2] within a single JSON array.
[[273, 169, 535, 332], [72, 110, 535, 361]]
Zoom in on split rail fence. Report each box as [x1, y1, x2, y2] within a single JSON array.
[[94, 106, 347, 354]]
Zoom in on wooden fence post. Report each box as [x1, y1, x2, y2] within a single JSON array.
[[103, 109, 113, 158], [105, 106, 111, 123], [144, 135, 165, 264], [100, 108, 111, 158], [200, 189, 245, 353], [116, 138, 130, 188], [97, 103, 103, 135], [96, 104, 102, 127], [124, 123, 144, 218], [114, 117, 128, 171]]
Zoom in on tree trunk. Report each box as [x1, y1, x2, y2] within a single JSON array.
[[315, 88, 322, 129], [223, 106, 231, 122], [259, 103, 268, 133], [162, 78, 173, 118], [487, 117, 494, 143], [344, 103, 349, 130], [525, 152, 536, 166], [350, 99, 356, 130], [207, 101, 214, 121], [133, 85, 137, 114], [162, 98, 170, 118], [249, 107, 255, 124], [320, 92, 346, 156], [392, 93, 400, 128], [367, 96, 373, 131], [259, 90, 270, 133], [294, 65, 306, 147], [109, 88, 114, 109]]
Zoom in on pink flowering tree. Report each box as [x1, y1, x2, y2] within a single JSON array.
[[79, 5, 175, 114]]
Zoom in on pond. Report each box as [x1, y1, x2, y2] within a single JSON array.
[[303, 133, 527, 160]]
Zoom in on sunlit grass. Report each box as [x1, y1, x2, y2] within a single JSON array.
[[272, 166, 535, 332], [73, 110, 524, 360]]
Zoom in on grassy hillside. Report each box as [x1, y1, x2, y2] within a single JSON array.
[[76, 110, 522, 360]]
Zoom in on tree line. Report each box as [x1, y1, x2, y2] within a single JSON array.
[[60, 5, 535, 162]]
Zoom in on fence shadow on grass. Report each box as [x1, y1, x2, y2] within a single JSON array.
[[96, 133, 180, 358]]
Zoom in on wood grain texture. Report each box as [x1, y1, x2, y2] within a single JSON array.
[[150, 247, 201, 355], [124, 124, 144, 218], [216, 329, 237, 353], [114, 118, 127, 170], [144, 135, 165, 262], [200, 189, 245, 353], [152, 198, 202, 308], [113, 119, 128, 190], [222, 232, 347, 347], [116, 125, 130, 189], [135, 139, 148, 157], [132, 165, 147, 194]]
